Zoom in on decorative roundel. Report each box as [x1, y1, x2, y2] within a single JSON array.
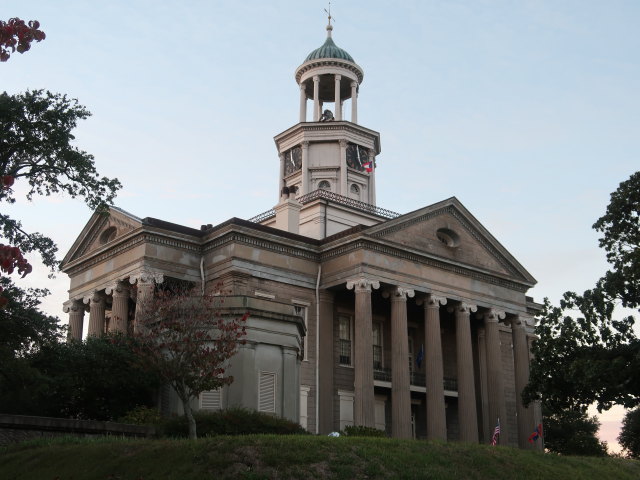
[[99, 226, 117, 245], [436, 228, 460, 248]]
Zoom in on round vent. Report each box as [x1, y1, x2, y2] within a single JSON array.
[[99, 226, 117, 245], [436, 228, 460, 248]]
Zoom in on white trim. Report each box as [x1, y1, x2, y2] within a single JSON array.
[[255, 290, 276, 300]]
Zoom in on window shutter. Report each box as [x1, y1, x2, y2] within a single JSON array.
[[258, 371, 276, 413], [200, 389, 222, 410]]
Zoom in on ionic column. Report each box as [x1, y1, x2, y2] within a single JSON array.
[[350, 81, 358, 124], [86, 292, 106, 337], [424, 294, 447, 440], [64, 299, 85, 341], [131, 271, 163, 334], [339, 139, 348, 195], [299, 83, 307, 122], [389, 287, 414, 438], [334, 74, 342, 120], [107, 281, 130, 334], [346, 277, 380, 428], [313, 75, 320, 121], [282, 346, 299, 423], [483, 309, 508, 445], [512, 316, 535, 448], [317, 290, 335, 434], [455, 302, 479, 442], [301, 141, 309, 194]]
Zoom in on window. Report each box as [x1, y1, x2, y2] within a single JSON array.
[[258, 371, 277, 413], [339, 315, 352, 366], [294, 304, 308, 360], [372, 322, 383, 370], [318, 180, 331, 191], [350, 184, 360, 200], [200, 388, 222, 411]]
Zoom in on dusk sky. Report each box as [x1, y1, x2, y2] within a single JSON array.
[[3, 1, 639, 451]]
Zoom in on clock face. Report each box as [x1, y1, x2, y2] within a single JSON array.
[[283, 146, 302, 176], [346, 143, 368, 172]]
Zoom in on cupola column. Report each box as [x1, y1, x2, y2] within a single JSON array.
[[279, 153, 286, 194], [299, 83, 307, 122], [334, 75, 342, 120], [313, 75, 321, 121], [350, 81, 358, 123], [301, 141, 309, 194], [339, 140, 348, 195]]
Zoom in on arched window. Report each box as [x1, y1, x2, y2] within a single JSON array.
[[318, 180, 331, 191], [350, 183, 360, 200]]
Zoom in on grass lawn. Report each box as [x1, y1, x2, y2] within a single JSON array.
[[1, 435, 638, 479]]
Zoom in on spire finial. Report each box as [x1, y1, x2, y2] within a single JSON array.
[[324, 2, 334, 37]]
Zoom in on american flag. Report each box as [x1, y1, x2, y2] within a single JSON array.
[[491, 418, 500, 446]]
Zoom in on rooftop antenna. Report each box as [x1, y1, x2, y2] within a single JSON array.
[[324, 2, 334, 37]]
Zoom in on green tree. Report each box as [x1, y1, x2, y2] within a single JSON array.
[[135, 287, 247, 439], [0, 334, 162, 421], [524, 171, 639, 455], [544, 409, 608, 457], [0, 89, 121, 270], [618, 408, 640, 459]]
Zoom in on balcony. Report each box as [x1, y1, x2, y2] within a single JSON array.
[[373, 368, 458, 392]]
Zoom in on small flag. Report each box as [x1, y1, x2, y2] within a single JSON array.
[[491, 418, 500, 446], [528, 423, 543, 443], [363, 161, 373, 172], [416, 344, 424, 369]]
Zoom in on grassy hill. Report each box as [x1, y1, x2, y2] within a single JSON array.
[[1, 435, 638, 480]]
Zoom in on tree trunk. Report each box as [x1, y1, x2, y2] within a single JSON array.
[[177, 388, 197, 439]]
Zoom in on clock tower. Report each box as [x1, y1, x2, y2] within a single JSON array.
[[275, 18, 381, 205]]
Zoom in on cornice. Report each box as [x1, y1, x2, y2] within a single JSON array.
[[295, 59, 364, 83]]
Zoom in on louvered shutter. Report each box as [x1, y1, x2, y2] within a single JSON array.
[[200, 389, 222, 410], [258, 371, 276, 413]]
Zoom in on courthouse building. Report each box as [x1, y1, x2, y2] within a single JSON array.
[[61, 21, 542, 448]]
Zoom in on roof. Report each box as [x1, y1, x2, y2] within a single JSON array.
[[304, 35, 354, 63]]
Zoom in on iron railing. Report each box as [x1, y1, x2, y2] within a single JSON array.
[[247, 189, 401, 223], [373, 368, 458, 391]]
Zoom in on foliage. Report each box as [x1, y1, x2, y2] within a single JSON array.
[[0, 90, 121, 270], [542, 408, 608, 457], [0, 18, 45, 62], [593, 171, 640, 309], [135, 287, 248, 439], [3, 436, 640, 480], [618, 408, 640, 459], [341, 425, 387, 437], [161, 408, 308, 438], [0, 334, 162, 421], [119, 406, 163, 426]]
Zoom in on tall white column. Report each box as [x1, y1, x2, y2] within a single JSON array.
[[424, 294, 447, 441], [390, 287, 414, 439], [107, 281, 130, 334], [350, 81, 358, 124], [455, 303, 479, 442], [301, 141, 309, 194], [299, 83, 307, 122], [130, 270, 163, 334], [279, 153, 286, 194], [86, 292, 106, 337], [64, 299, 85, 341], [334, 74, 342, 120], [339, 139, 347, 196], [346, 277, 380, 428], [484, 309, 508, 445], [313, 75, 320, 121]]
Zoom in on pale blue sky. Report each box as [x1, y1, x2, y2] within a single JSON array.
[[3, 0, 639, 449]]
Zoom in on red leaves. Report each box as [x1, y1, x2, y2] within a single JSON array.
[[0, 18, 46, 62], [0, 244, 32, 277], [2, 175, 14, 188]]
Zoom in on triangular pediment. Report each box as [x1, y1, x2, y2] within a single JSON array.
[[366, 197, 536, 285], [61, 207, 143, 267]]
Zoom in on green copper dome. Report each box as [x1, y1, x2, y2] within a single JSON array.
[[305, 36, 354, 63]]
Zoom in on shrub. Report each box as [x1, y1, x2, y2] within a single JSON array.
[[119, 406, 163, 426], [162, 407, 309, 437], [342, 425, 387, 437]]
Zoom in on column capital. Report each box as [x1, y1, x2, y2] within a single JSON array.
[[105, 280, 130, 296], [351, 80, 358, 88], [299, 83, 306, 91], [450, 302, 477, 314], [482, 309, 506, 323], [129, 269, 164, 285], [424, 294, 447, 308], [384, 287, 415, 301], [83, 291, 106, 306], [346, 278, 380, 293], [334, 74, 342, 81], [301, 141, 309, 149], [339, 139, 348, 148], [63, 298, 84, 313], [313, 75, 320, 82]]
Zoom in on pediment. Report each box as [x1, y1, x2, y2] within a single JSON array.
[[366, 197, 536, 285], [61, 207, 142, 267]]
